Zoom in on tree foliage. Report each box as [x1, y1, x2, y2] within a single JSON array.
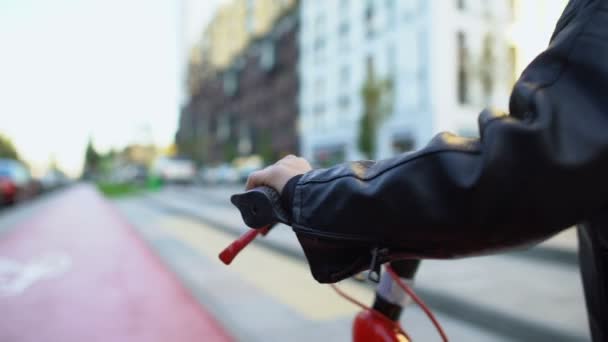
[[0, 134, 19, 160], [358, 64, 394, 159], [84, 137, 101, 173], [256, 129, 274, 165]]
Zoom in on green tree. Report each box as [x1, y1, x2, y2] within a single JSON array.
[[256, 129, 274, 165], [0, 134, 19, 160], [223, 140, 238, 163], [84, 137, 101, 174], [358, 63, 394, 159]]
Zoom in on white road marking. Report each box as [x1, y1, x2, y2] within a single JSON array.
[[0, 252, 72, 296]]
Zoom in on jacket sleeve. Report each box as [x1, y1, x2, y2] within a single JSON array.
[[289, 0, 608, 258]]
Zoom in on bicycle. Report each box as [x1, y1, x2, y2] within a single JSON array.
[[218, 186, 448, 342]]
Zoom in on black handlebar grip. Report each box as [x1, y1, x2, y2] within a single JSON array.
[[230, 186, 290, 228]]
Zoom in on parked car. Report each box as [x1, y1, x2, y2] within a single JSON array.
[[199, 164, 239, 185], [199, 167, 219, 184], [233, 155, 264, 183], [151, 157, 196, 184], [0, 159, 38, 205], [216, 164, 239, 184], [40, 169, 69, 192]]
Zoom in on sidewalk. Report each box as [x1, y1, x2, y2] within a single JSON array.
[[0, 185, 233, 342]]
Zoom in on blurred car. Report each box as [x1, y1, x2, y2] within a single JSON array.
[[40, 169, 69, 192], [233, 155, 264, 183], [217, 164, 239, 184], [0, 159, 38, 205], [199, 164, 239, 185], [108, 164, 148, 184], [199, 167, 218, 184], [152, 157, 196, 184]]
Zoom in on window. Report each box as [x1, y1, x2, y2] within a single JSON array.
[[314, 145, 345, 167], [365, 1, 376, 39], [313, 103, 325, 130], [314, 14, 326, 54], [392, 135, 415, 154], [387, 44, 396, 76], [366, 55, 375, 76], [456, 31, 469, 105], [480, 33, 495, 103], [508, 44, 517, 87], [338, 95, 350, 111], [339, 65, 350, 85], [339, 20, 350, 36], [223, 72, 238, 96], [217, 115, 230, 141], [315, 13, 325, 31], [403, 0, 417, 17], [482, 1, 492, 19], [260, 40, 276, 71], [386, 0, 396, 29], [246, 0, 255, 34], [314, 78, 325, 99], [509, 0, 517, 21], [238, 121, 252, 155], [314, 36, 325, 51], [458, 127, 478, 138], [456, 0, 465, 10]]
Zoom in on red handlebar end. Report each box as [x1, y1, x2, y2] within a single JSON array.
[[219, 248, 236, 265], [218, 226, 270, 265]]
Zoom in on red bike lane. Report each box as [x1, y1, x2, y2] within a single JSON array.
[[0, 185, 233, 342]]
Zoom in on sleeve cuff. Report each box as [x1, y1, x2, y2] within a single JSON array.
[[280, 174, 303, 220]]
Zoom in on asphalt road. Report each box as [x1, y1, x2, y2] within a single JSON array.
[[0, 185, 591, 341]]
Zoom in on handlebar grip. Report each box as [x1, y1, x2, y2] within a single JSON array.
[[230, 186, 290, 228]]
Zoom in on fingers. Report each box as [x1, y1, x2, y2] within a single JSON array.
[[245, 166, 272, 190], [247, 156, 291, 190], [245, 155, 312, 192]]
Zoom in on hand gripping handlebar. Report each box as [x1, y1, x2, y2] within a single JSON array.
[[219, 186, 289, 265]]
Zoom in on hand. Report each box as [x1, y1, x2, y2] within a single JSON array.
[[246, 155, 312, 193]]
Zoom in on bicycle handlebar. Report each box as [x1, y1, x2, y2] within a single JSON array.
[[230, 186, 289, 228], [219, 186, 288, 265]]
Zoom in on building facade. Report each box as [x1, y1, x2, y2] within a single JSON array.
[[201, 0, 297, 72], [177, 8, 299, 165], [298, 0, 514, 165]]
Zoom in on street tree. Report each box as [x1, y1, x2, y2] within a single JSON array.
[[0, 134, 19, 160], [358, 63, 394, 159]]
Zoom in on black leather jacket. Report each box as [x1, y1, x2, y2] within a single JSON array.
[[283, 0, 607, 340]]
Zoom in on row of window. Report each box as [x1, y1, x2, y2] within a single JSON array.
[[456, 0, 515, 15], [304, 0, 419, 58], [220, 40, 277, 97], [456, 30, 517, 106]]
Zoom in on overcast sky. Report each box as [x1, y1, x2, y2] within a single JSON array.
[[0, 0, 221, 176]]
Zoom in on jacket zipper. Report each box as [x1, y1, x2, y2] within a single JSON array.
[[368, 247, 391, 283], [293, 225, 391, 283], [292, 224, 381, 244]]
